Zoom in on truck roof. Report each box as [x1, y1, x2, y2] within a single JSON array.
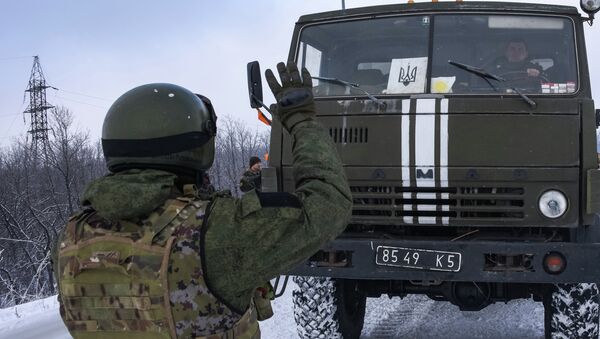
[[297, 2, 580, 24]]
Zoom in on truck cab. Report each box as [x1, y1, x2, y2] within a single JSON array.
[[259, 1, 600, 338]]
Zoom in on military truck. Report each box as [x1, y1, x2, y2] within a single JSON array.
[[249, 1, 600, 338]]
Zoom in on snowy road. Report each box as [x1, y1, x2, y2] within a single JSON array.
[[261, 281, 544, 339], [0, 281, 545, 339], [360, 295, 543, 338]]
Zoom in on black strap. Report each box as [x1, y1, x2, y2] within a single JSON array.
[[102, 132, 212, 157], [257, 192, 302, 208]]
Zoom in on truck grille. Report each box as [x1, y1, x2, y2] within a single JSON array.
[[350, 185, 525, 225], [329, 127, 368, 144]]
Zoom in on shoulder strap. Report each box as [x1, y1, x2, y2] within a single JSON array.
[[62, 210, 95, 245], [139, 199, 191, 245]]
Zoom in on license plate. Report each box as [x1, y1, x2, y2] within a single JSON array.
[[375, 246, 462, 272]]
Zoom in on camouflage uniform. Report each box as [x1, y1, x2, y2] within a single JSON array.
[[239, 170, 261, 193], [53, 71, 351, 339]]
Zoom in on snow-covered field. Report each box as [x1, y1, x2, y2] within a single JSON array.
[[0, 281, 544, 339]]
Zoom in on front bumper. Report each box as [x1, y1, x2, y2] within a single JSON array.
[[290, 238, 600, 283]]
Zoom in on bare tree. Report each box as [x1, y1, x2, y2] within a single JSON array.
[[210, 116, 269, 196], [0, 107, 104, 307]]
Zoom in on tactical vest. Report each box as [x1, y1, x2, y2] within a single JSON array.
[[56, 194, 260, 339]]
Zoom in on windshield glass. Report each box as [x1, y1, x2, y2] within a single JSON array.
[[297, 14, 577, 97], [297, 16, 431, 96]]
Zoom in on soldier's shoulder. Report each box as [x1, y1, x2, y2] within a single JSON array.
[[242, 170, 256, 178], [191, 189, 232, 214], [67, 210, 86, 223], [66, 205, 96, 224]]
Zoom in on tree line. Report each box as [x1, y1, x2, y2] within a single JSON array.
[[0, 107, 269, 307]]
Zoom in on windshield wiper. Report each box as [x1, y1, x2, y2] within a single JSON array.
[[312, 76, 386, 107], [448, 60, 504, 91], [509, 86, 537, 109], [447, 60, 536, 108]]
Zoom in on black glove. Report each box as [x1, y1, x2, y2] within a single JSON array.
[[265, 62, 315, 132]]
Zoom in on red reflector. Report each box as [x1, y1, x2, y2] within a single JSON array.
[[546, 257, 563, 267], [544, 253, 566, 274]]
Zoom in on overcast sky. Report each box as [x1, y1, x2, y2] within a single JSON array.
[[1, 0, 599, 145]]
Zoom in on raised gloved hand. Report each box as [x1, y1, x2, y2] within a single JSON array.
[[265, 62, 315, 132]]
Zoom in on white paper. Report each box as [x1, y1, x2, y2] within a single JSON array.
[[431, 76, 456, 94], [386, 57, 428, 94]]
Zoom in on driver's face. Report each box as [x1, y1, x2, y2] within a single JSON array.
[[251, 162, 261, 172], [506, 42, 528, 63]]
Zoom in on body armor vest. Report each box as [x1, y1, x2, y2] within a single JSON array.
[[56, 195, 259, 339]]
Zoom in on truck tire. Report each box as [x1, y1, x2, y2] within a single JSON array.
[[292, 276, 366, 339], [544, 283, 600, 339]]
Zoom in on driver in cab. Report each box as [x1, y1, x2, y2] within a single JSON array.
[[494, 39, 543, 81]]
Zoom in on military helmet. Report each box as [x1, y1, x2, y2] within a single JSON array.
[[102, 83, 217, 175]]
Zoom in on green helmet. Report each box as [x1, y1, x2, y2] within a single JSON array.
[[102, 83, 217, 175]]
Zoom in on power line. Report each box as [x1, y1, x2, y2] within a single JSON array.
[[0, 102, 27, 141], [53, 88, 111, 102], [0, 113, 21, 118], [53, 94, 108, 110], [0, 56, 33, 61], [3, 113, 21, 139]]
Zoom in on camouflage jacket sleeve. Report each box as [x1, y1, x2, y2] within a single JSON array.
[[203, 120, 352, 312], [239, 171, 256, 193]]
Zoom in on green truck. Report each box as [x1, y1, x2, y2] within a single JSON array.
[[249, 1, 600, 338]]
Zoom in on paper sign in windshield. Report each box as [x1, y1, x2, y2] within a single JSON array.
[[386, 57, 428, 94], [431, 77, 456, 94]]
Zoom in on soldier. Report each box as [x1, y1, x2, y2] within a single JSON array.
[[240, 156, 262, 193], [494, 39, 543, 79], [199, 172, 216, 195], [52, 61, 352, 339]]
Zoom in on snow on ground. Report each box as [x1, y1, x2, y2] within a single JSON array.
[[361, 294, 543, 339], [0, 281, 544, 339], [0, 295, 69, 339]]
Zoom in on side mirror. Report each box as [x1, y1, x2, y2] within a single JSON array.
[[247, 61, 263, 109], [596, 109, 600, 128]]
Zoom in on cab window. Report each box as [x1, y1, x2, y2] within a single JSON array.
[[298, 16, 431, 96], [431, 15, 578, 94]]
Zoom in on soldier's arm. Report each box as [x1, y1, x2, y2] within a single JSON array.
[[239, 174, 254, 193], [203, 119, 352, 313]]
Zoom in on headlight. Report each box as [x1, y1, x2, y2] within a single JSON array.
[[539, 190, 568, 219], [581, 0, 600, 14]]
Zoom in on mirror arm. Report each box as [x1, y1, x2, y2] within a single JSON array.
[[251, 94, 274, 115]]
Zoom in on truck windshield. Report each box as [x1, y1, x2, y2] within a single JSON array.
[[297, 14, 577, 97]]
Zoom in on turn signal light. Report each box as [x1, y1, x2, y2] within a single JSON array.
[[543, 252, 566, 274]]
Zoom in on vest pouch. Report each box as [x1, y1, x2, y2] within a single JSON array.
[[58, 236, 177, 339], [75, 251, 128, 276], [253, 283, 274, 321], [253, 296, 274, 321], [59, 237, 169, 282]]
